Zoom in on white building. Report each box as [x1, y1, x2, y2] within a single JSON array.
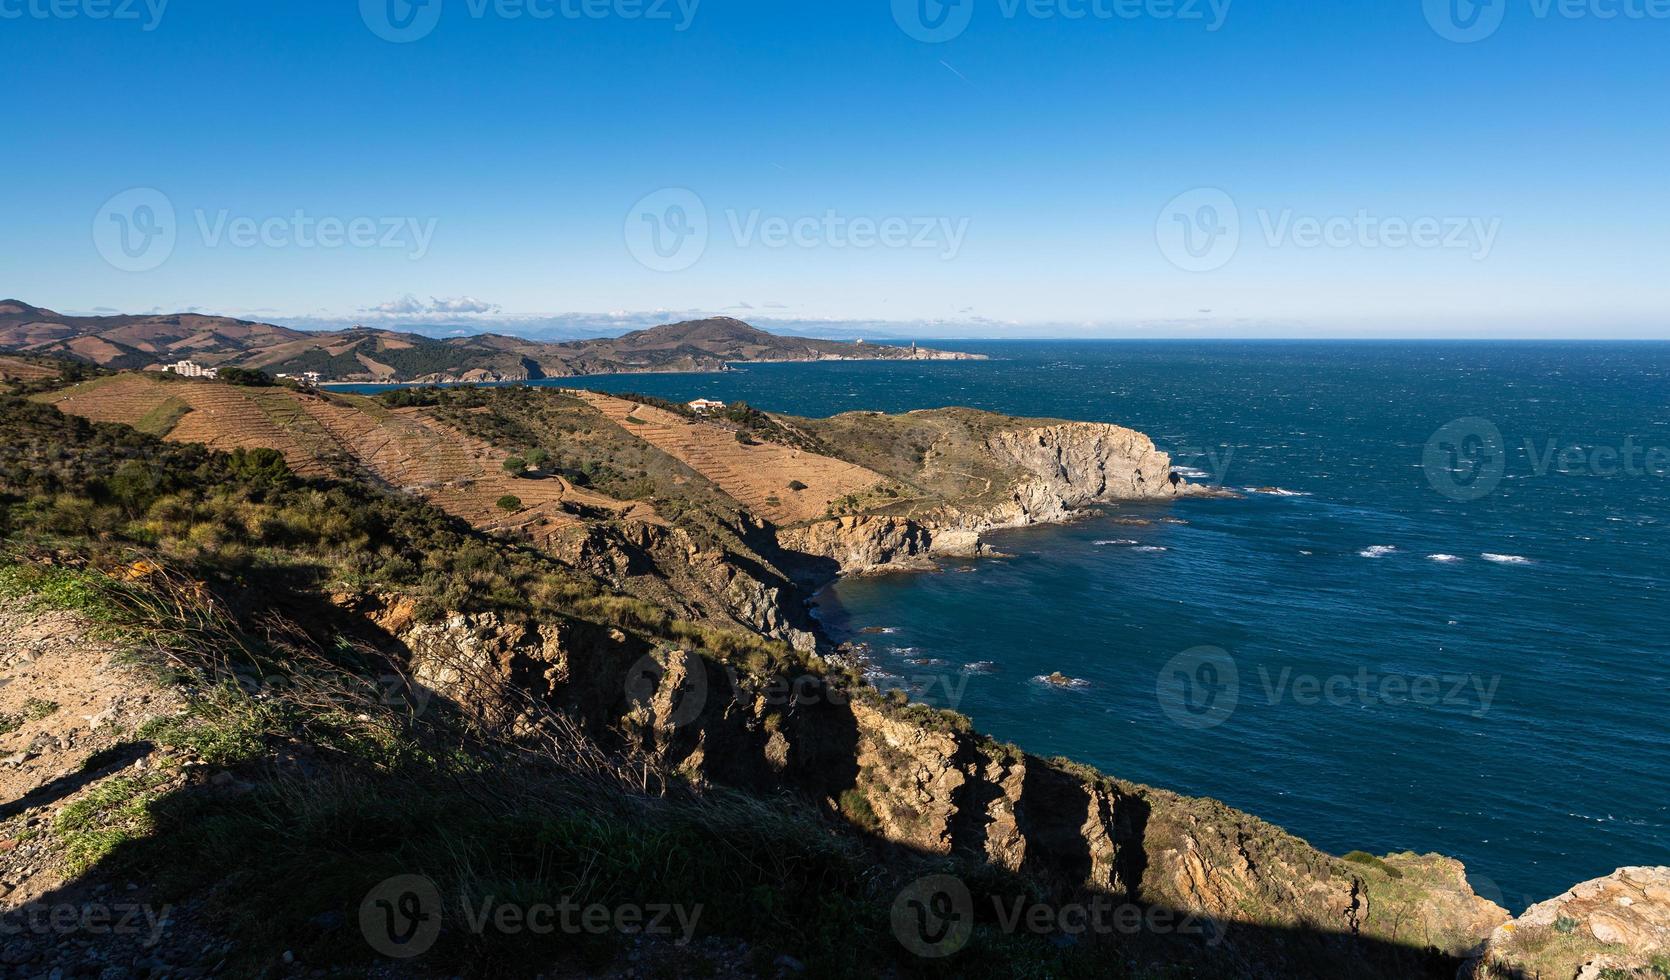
[[165, 360, 218, 379], [688, 399, 727, 414]]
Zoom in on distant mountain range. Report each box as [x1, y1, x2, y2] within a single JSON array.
[[0, 301, 982, 383]]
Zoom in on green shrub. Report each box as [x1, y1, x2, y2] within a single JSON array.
[[837, 789, 879, 832], [1342, 851, 1404, 879], [217, 367, 275, 387], [496, 495, 523, 512]]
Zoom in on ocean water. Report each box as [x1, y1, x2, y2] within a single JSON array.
[[371, 342, 1670, 909]]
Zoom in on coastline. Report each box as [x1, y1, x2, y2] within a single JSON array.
[[319, 353, 992, 389]]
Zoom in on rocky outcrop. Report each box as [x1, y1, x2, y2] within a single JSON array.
[[985, 422, 1192, 523], [547, 517, 821, 654], [775, 515, 985, 579], [386, 605, 1507, 974], [779, 421, 1198, 578], [1467, 867, 1670, 979]]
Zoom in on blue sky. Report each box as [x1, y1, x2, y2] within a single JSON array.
[[3, 0, 1667, 337]]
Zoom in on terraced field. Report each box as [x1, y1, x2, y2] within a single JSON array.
[[42, 374, 649, 544], [576, 391, 887, 524], [45, 374, 337, 477], [0, 356, 60, 382]]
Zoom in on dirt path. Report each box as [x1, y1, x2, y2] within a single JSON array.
[[0, 597, 185, 905]]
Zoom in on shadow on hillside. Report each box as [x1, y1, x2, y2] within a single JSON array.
[[6, 775, 1493, 979], [0, 740, 154, 822], [0, 584, 1499, 978]]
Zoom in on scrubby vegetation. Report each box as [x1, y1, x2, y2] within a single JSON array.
[[0, 386, 1501, 979], [0, 415, 1132, 977], [0, 394, 790, 674]]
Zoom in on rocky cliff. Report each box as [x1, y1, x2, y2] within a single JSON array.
[[983, 421, 1190, 522], [778, 420, 1201, 578], [382, 605, 1512, 977]]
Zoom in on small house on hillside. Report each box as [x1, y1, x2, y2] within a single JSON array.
[[688, 399, 726, 414]]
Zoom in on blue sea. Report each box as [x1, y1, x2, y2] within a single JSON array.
[[356, 341, 1670, 909]]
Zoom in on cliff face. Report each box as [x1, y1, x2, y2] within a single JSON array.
[[383, 606, 1508, 975], [544, 517, 822, 654], [982, 421, 1187, 523], [774, 515, 960, 578], [778, 421, 1197, 578]]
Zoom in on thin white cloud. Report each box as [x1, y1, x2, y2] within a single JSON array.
[[367, 294, 501, 315]]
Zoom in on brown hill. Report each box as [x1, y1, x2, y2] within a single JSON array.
[[0, 301, 983, 383]]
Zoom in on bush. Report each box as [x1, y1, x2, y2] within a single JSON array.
[[502, 456, 527, 476], [496, 495, 522, 512], [788, 480, 808, 491], [1342, 851, 1404, 879], [217, 367, 274, 387]]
